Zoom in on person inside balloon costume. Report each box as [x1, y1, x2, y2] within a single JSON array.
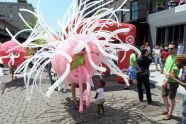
[[70, 49, 86, 108]]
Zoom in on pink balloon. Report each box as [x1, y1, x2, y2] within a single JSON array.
[[0, 40, 27, 67], [78, 67, 83, 112], [51, 39, 102, 112]]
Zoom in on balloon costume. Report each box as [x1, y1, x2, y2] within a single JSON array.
[[0, 40, 27, 68], [2, 0, 141, 112]]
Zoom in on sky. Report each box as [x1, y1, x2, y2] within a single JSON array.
[[6, 0, 73, 32]]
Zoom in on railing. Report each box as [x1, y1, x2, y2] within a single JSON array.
[[153, 1, 186, 13]]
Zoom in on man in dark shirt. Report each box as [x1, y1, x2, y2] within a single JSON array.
[[136, 49, 152, 104]]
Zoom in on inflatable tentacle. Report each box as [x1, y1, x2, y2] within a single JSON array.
[[82, 67, 91, 107], [93, 42, 118, 61], [85, 45, 106, 72], [102, 57, 130, 86], [78, 67, 83, 112], [46, 64, 70, 97]]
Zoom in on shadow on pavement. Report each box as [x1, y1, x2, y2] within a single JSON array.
[[34, 97, 158, 124], [171, 115, 182, 123], [0, 78, 33, 95], [150, 79, 159, 84]]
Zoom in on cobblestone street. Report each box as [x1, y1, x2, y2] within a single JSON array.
[[0, 72, 182, 124]]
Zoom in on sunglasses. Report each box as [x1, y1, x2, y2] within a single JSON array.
[[168, 48, 174, 50]]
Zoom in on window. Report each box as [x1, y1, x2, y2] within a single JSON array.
[[131, 0, 138, 20], [8, 18, 13, 23], [0, 9, 3, 13], [7, 15, 13, 18], [7, 9, 13, 13], [0, 14, 5, 17], [0, 5, 3, 13]]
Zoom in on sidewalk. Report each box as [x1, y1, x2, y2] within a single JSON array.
[[149, 63, 186, 99], [0, 67, 183, 123]]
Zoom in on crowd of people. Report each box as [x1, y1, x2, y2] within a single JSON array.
[[128, 41, 186, 122]]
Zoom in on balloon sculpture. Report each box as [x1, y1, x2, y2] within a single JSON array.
[[4, 0, 141, 112], [0, 40, 27, 79], [0, 40, 27, 67]]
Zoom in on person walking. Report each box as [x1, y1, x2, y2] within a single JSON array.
[[161, 42, 180, 120], [136, 48, 152, 104]]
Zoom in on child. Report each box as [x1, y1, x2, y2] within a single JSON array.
[[95, 79, 105, 116]]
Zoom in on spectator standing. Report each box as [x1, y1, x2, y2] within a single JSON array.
[[136, 49, 152, 104], [161, 42, 180, 120], [177, 41, 184, 55], [170, 54, 186, 123], [160, 47, 169, 73], [128, 50, 138, 84], [145, 43, 154, 61], [153, 45, 161, 71], [145, 43, 151, 53]]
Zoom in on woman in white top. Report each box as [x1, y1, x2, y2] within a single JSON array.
[[153, 45, 161, 71]]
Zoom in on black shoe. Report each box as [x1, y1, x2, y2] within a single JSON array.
[[147, 101, 153, 105]]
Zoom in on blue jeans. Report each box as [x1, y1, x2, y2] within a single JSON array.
[[128, 66, 137, 81], [182, 95, 186, 124]]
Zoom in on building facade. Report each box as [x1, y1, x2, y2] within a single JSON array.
[[148, 1, 186, 51], [129, 0, 153, 47], [78, 0, 130, 22], [0, 0, 34, 30], [0, 0, 34, 42], [99, 0, 130, 22], [79, 0, 186, 51], [105, 0, 152, 47]]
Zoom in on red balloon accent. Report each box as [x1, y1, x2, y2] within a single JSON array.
[[0, 40, 27, 67]]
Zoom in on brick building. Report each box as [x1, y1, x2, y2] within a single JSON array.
[[0, 0, 34, 42]]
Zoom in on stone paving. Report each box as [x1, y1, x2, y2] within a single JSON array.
[[0, 69, 183, 124]]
